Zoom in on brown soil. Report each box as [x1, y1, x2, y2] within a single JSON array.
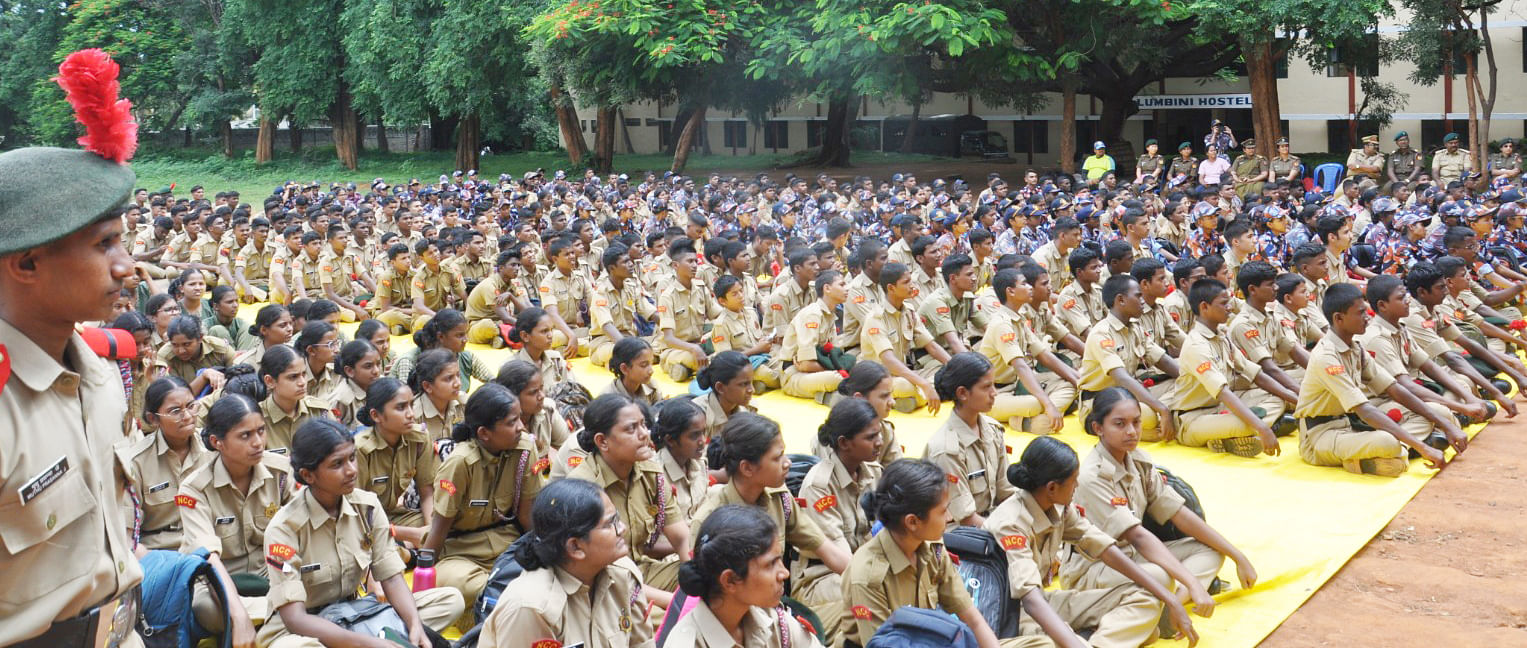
[[1258, 412, 1527, 646]]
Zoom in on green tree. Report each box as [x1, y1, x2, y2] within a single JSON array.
[[0, 1, 69, 146], [1394, 0, 1498, 173]]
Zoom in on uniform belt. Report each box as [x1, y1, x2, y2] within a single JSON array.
[[14, 586, 141, 648], [1302, 414, 1350, 428], [139, 524, 181, 536]]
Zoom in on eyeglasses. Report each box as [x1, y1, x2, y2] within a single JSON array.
[[156, 405, 194, 420], [325, 340, 343, 350]]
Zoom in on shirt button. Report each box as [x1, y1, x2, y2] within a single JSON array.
[[46, 514, 57, 530], [118, 561, 126, 573]]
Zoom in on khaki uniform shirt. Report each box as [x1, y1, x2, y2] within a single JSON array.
[[1155, 216, 1187, 250], [527, 406, 572, 465], [977, 304, 1051, 385], [1161, 289, 1192, 330], [1137, 154, 1163, 176], [414, 393, 464, 442], [1389, 149, 1421, 179], [1138, 301, 1186, 353], [511, 348, 572, 392], [412, 264, 467, 312], [1269, 155, 1302, 180], [839, 530, 972, 648], [710, 307, 766, 354], [1168, 156, 1199, 179], [665, 599, 817, 648], [261, 395, 332, 453], [0, 323, 145, 644], [1294, 331, 1396, 418], [178, 452, 295, 575], [450, 254, 494, 284], [590, 276, 655, 340], [539, 268, 591, 327], [1228, 302, 1300, 370], [434, 436, 542, 563], [843, 273, 885, 348], [115, 431, 214, 550], [353, 426, 437, 521], [187, 233, 223, 268], [860, 301, 934, 366], [234, 241, 273, 283], [1169, 321, 1263, 410], [691, 481, 828, 557], [164, 231, 196, 264], [1401, 299, 1466, 362], [482, 561, 654, 648], [317, 249, 363, 299], [887, 238, 914, 267], [655, 277, 713, 351], [1359, 315, 1429, 380], [372, 267, 413, 313], [291, 251, 326, 299], [698, 391, 756, 441], [923, 413, 1015, 522], [1023, 301, 1071, 350], [1346, 149, 1385, 175], [1065, 445, 1185, 576], [918, 287, 987, 351], [604, 378, 663, 408], [984, 489, 1114, 600], [1031, 241, 1072, 293], [156, 335, 236, 385], [465, 273, 521, 323], [305, 365, 342, 407], [660, 448, 710, 520], [267, 246, 297, 293], [1079, 313, 1166, 392], [908, 264, 944, 312], [1433, 148, 1472, 184], [1056, 281, 1106, 338], [763, 279, 813, 337], [1272, 300, 1325, 348], [798, 453, 878, 551], [780, 301, 840, 364], [568, 454, 679, 571], [259, 489, 403, 640]]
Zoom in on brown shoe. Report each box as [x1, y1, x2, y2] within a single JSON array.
[[1208, 436, 1264, 458], [1342, 456, 1408, 477]]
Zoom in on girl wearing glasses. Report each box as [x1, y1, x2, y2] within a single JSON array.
[[294, 320, 343, 402], [117, 376, 214, 550]]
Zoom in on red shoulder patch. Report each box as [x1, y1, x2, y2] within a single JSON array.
[[813, 495, 838, 512], [1000, 534, 1028, 550], [267, 543, 296, 561], [853, 295, 867, 304], [533, 457, 550, 475], [533, 640, 562, 648], [804, 321, 819, 329], [867, 327, 881, 336], [438, 479, 457, 495], [852, 605, 874, 620], [1099, 337, 1116, 350], [1243, 328, 1260, 340], [1001, 332, 1016, 343], [936, 306, 950, 315], [1280, 318, 1295, 328], [568, 455, 584, 469], [1196, 360, 1212, 374], [1325, 364, 1346, 375], [1109, 496, 1129, 507], [947, 473, 960, 483], [1076, 505, 1086, 518], [175, 494, 197, 509], [794, 497, 807, 509], [1063, 299, 1077, 310], [770, 303, 784, 311], [1170, 311, 1181, 322]]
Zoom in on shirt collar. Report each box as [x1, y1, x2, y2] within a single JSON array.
[[0, 319, 106, 394], [1019, 489, 1056, 535], [871, 524, 915, 575], [1190, 321, 1220, 339]]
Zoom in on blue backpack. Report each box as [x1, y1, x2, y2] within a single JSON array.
[[864, 606, 979, 648], [137, 547, 228, 648]]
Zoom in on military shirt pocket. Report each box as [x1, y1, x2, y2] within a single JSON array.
[[143, 479, 176, 507], [0, 467, 94, 555]]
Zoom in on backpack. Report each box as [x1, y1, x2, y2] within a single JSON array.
[[941, 526, 1019, 639], [1142, 465, 1204, 542], [547, 379, 593, 438], [137, 548, 227, 648], [473, 533, 536, 623], [785, 453, 819, 496], [864, 605, 979, 648]]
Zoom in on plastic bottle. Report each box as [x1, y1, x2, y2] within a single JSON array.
[[412, 550, 436, 592]]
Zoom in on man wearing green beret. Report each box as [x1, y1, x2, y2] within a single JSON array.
[[1489, 138, 1522, 182], [1433, 132, 1472, 185], [0, 49, 146, 647], [1388, 131, 1422, 184], [1168, 141, 1199, 182]]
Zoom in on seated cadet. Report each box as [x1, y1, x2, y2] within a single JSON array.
[[1289, 243, 1332, 322], [1437, 252, 1527, 360], [666, 505, 824, 648], [288, 231, 327, 301], [1272, 272, 1326, 349], [654, 238, 716, 381], [1017, 262, 1087, 362], [477, 478, 653, 648], [778, 269, 850, 401], [907, 235, 946, 312], [1228, 263, 1309, 393], [1195, 253, 1242, 314], [603, 336, 664, 407], [918, 253, 990, 356], [1078, 275, 1179, 442], [589, 243, 657, 368], [986, 437, 1198, 648], [505, 307, 578, 390], [1402, 262, 1527, 406], [1131, 258, 1186, 357], [697, 352, 760, 440], [978, 268, 1078, 434], [796, 399, 884, 641], [808, 361, 905, 465], [258, 345, 334, 453], [763, 247, 819, 339], [234, 218, 274, 301], [1314, 213, 1370, 284], [353, 377, 436, 545], [653, 397, 712, 519], [1101, 239, 1134, 280], [842, 240, 888, 346], [495, 360, 572, 463], [1362, 275, 1499, 430], [411, 238, 469, 325], [1160, 257, 1203, 329], [1056, 247, 1107, 339], [1031, 216, 1083, 294], [1220, 220, 1258, 282], [329, 340, 384, 429], [465, 249, 532, 347], [448, 229, 494, 287], [862, 262, 950, 413], [1065, 388, 1255, 631], [1167, 279, 1295, 457], [259, 419, 464, 648], [839, 460, 1015, 648], [923, 353, 1016, 527], [422, 384, 542, 613], [205, 284, 256, 351], [118, 377, 214, 550], [317, 227, 372, 322], [1294, 283, 1462, 476], [409, 349, 465, 442], [711, 275, 780, 390], [160, 314, 235, 396], [371, 243, 425, 335], [294, 321, 342, 403], [538, 235, 592, 356], [567, 393, 692, 597]]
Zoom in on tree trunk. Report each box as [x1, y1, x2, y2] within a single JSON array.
[[1059, 79, 1078, 174], [219, 120, 233, 158], [255, 115, 274, 163], [290, 120, 303, 153], [332, 85, 360, 171], [671, 105, 708, 174], [375, 119, 390, 154], [429, 114, 458, 151], [550, 86, 589, 166], [665, 106, 693, 155], [593, 106, 616, 174], [1094, 87, 1142, 177], [899, 100, 922, 153], [797, 95, 855, 167], [618, 107, 635, 154], [1465, 51, 1482, 176], [1467, 11, 1498, 160], [183, 126, 193, 148], [1246, 38, 1284, 151], [455, 113, 481, 172]]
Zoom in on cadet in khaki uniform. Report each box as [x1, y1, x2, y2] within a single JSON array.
[[289, 237, 326, 300], [923, 353, 1016, 526], [234, 232, 274, 301], [654, 240, 715, 381], [1055, 248, 1106, 338], [843, 242, 889, 346], [1135, 139, 1164, 182], [1432, 132, 1471, 185], [987, 438, 1195, 648], [1489, 138, 1523, 182], [777, 270, 850, 399], [257, 345, 333, 453], [412, 243, 469, 315], [423, 384, 542, 612], [1228, 265, 1310, 392], [1294, 284, 1459, 476], [1078, 276, 1178, 440], [977, 269, 1078, 434], [507, 313, 575, 392], [1133, 259, 1187, 358], [116, 377, 214, 550], [1269, 137, 1302, 182], [1387, 132, 1422, 184], [1345, 134, 1385, 179], [763, 249, 818, 338], [1360, 275, 1494, 429], [317, 236, 369, 322], [918, 255, 989, 356], [588, 250, 657, 368], [710, 276, 780, 389], [157, 319, 236, 393], [372, 244, 425, 334], [653, 397, 711, 520], [352, 379, 437, 532], [448, 242, 494, 287], [478, 479, 653, 648], [1167, 142, 1199, 181], [1167, 279, 1291, 456], [861, 263, 949, 411], [464, 253, 530, 345], [538, 237, 592, 354], [258, 420, 463, 648]]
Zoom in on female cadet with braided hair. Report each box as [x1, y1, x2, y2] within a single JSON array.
[[567, 393, 691, 598], [505, 306, 577, 388], [478, 478, 654, 648], [664, 505, 824, 648], [495, 358, 572, 460], [651, 396, 711, 519], [922, 352, 1016, 527]]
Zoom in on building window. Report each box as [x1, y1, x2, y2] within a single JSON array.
[[657, 121, 673, 150], [763, 121, 789, 149], [1421, 119, 1469, 152], [1013, 121, 1048, 154], [1326, 118, 1380, 153], [723, 121, 747, 148], [624, 118, 640, 127], [807, 120, 827, 148], [1326, 34, 1380, 77]]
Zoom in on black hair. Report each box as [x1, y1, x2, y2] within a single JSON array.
[[338, 339, 379, 375], [713, 412, 782, 476], [209, 284, 237, 307], [290, 418, 354, 486], [1275, 273, 1305, 303], [259, 344, 302, 386], [1084, 387, 1139, 437], [357, 377, 409, 428], [111, 311, 153, 334], [933, 352, 992, 402], [1007, 436, 1080, 491], [861, 459, 948, 532], [1223, 219, 1252, 242], [1067, 246, 1100, 276], [1236, 260, 1278, 295], [249, 304, 290, 338], [202, 393, 261, 451], [355, 318, 387, 344], [1104, 239, 1132, 265], [609, 336, 652, 380], [167, 314, 203, 341], [1188, 278, 1227, 317], [1436, 255, 1467, 279], [837, 360, 891, 397], [450, 382, 520, 443], [407, 348, 457, 395], [293, 320, 336, 357], [508, 307, 549, 344], [517, 478, 607, 571], [1052, 216, 1081, 234], [1367, 274, 1406, 310], [941, 253, 974, 281], [1443, 225, 1476, 251], [696, 351, 750, 392], [1314, 214, 1346, 243], [814, 269, 843, 299], [1171, 257, 1201, 285], [1101, 274, 1137, 309], [142, 376, 192, 423], [992, 268, 1023, 304], [910, 235, 938, 260], [601, 243, 629, 269], [1017, 263, 1046, 288], [1290, 243, 1326, 269], [307, 299, 341, 322], [879, 262, 909, 288], [493, 359, 540, 397], [414, 309, 467, 350], [652, 396, 705, 452], [577, 392, 644, 452], [677, 504, 778, 603], [816, 398, 880, 450], [1198, 254, 1227, 278], [1322, 282, 1365, 324], [713, 275, 741, 301]]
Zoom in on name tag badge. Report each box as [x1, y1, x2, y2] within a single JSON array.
[[371, 476, 390, 484], [19, 456, 69, 505], [269, 448, 288, 455], [299, 563, 322, 574], [468, 499, 491, 507], [966, 469, 987, 480], [215, 516, 236, 525], [148, 481, 172, 493]]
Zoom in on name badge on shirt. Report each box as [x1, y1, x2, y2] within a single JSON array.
[[299, 563, 322, 574], [19, 456, 69, 505], [371, 476, 390, 484], [215, 515, 236, 525], [148, 481, 172, 494], [966, 469, 987, 480], [468, 499, 490, 507], [268, 448, 288, 455]]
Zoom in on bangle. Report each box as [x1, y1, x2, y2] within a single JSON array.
[[390, 524, 397, 539]]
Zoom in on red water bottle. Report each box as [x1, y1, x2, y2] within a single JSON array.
[[413, 550, 437, 592]]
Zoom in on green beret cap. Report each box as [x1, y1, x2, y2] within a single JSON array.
[[0, 147, 135, 256], [1145, 138, 1157, 146], [1444, 132, 1459, 142], [1178, 141, 1192, 150], [1394, 131, 1408, 141]]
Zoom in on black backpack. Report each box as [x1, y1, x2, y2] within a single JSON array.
[[1142, 465, 1204, 542], [940, 526, 1018, 639], [786, 453, 819, 496]]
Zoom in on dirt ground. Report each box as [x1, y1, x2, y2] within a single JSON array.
[[1258, 411, 1527, 646]]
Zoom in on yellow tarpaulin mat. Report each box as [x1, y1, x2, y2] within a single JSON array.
[[268, 306, 1472, 647]]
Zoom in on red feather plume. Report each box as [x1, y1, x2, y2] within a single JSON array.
[[53, 49, 137, 164]]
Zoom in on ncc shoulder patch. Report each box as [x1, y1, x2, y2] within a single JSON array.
[[853, 295, 867, 304], [1243, 328, 1260, 339], [438, 479, 457, 495], [1325, 364, 1346, 375], [532, 640, 562, 648], [175, 494, 197, 509], [1000, 534, 1028, 550], [770, 303, 784, 311], [1099, 337, 1116, 350], [1196, 360, 1212, 374], [1109, 496, 1129, 506], [852, 605, 873, 620], [813, 495, 837, 512], [1000, 332, 1016, 343], [1063, 299, 1077, 310]]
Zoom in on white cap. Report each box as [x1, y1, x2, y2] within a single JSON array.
[[1093, 140, 1106, 150]]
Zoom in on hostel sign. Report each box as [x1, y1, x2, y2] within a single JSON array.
[[1134, 94, 1254, 110]]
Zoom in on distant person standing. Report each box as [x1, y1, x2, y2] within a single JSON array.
[[1203, 119, 1237, 154]]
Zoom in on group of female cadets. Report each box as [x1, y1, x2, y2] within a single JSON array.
[[257, 344, 332, 453], [352, 376, 438, 545], [258, 418, 464, 648], [696, 351, 759, 439], [566, 393, 692, 602]]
